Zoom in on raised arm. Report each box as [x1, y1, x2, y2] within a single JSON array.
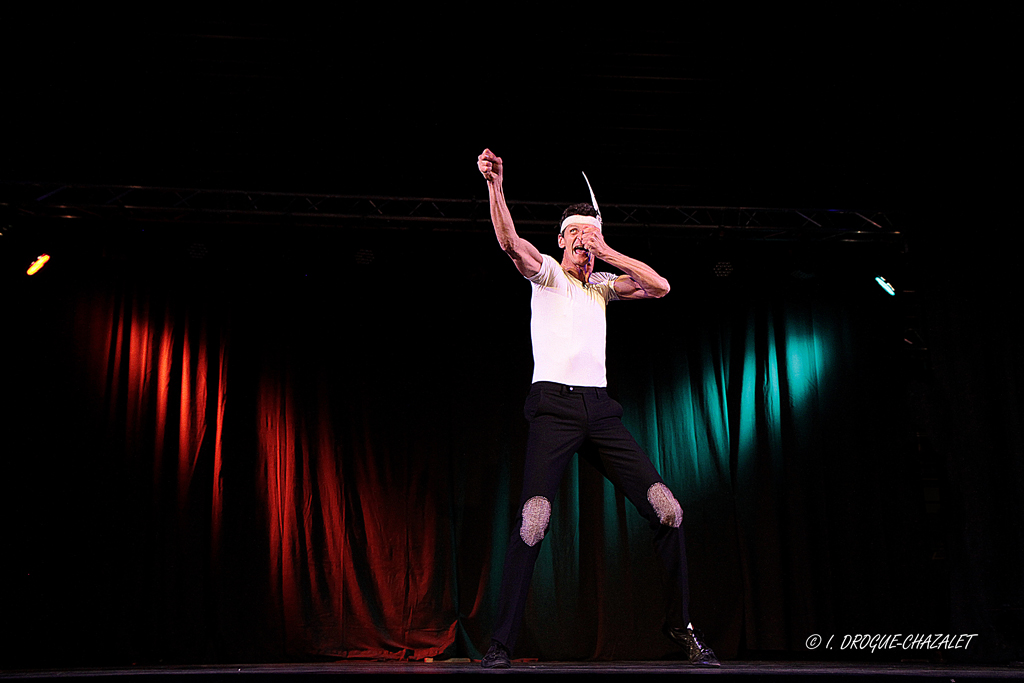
[[478, 149, 543, 278], [579, 226, 671, 299]]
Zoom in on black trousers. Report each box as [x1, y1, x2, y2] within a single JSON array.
[[491, 381, 691, 652]]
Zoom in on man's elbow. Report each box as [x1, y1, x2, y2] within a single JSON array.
[[651, 279, 670, 298], [496, 236, 516, 257]]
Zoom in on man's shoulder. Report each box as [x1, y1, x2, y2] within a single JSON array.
[[590, 271, 622, 301], [526, 254, 560, 285]]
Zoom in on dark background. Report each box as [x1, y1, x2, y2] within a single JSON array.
[[2, 8, 1020, 667]]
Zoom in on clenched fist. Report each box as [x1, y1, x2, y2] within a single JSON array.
[[579, 224, 611, 259], [478, 148, 503, 183]]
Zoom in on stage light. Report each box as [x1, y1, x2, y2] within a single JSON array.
[[875, 275, 895, 296], [27, 254, 50, 275]]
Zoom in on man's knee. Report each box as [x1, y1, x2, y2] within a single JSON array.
[[520, 496, 551, 547], [647, 483, 683, 528]]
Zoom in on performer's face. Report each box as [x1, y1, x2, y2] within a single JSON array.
[[559, 223, 594, 266]]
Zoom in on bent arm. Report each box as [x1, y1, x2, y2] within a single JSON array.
[[606, 251, 671, 299], [579, 226, 670, 299], [479, 149, 542, 278]]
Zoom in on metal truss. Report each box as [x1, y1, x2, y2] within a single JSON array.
[[2, 181, 899, 242]]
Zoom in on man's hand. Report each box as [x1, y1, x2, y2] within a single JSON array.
[[577, 224, 671, 299], [478, 148, 503, 183], [579, 225, 611, 260]]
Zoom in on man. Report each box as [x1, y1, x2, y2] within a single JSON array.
[[476, 149, 718, 668]]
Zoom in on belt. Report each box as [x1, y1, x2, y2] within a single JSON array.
[[533, 381, 607, 397]]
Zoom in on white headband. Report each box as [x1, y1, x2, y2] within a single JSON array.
[[559, 215, 602, 233]]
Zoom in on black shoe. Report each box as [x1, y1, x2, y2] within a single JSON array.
[[663, 624, 720, 666], [481, 641, 511, 669]]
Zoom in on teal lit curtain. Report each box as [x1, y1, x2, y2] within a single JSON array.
[[504, 269, 912, 660]]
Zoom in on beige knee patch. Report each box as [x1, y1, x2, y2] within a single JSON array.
[[647, 483, 683, 528], [520, 496, 551, 547]]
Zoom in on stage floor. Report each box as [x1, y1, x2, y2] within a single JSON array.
[[2, 661, 1022, 680]]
